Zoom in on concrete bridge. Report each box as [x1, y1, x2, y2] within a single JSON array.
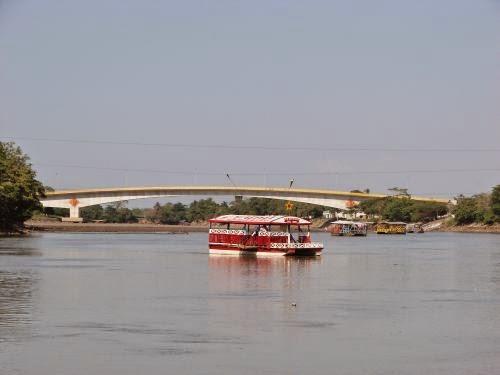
[[41, 185, 452, 221]]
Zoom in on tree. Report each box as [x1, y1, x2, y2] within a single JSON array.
[[491, 185, 500, 218], [81, 205, 104, 222], [453, 197, 481, 225], [0, 142, 45, 232], [43, 207, 69, 217], [103, 202, 138, 223], [159, 202, 187, 224], [359, 197, 386, 217], [382, 198, 413, 222], [188, 198, 227, 222], [410, 201, 448, 223]]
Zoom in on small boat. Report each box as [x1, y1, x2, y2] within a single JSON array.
[[376, 221, 407, 234], [208, 215, 323, 256], [330, 220, 368, 236], [406, 223, 424, 233]]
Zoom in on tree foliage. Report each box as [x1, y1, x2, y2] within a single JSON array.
[[158, 202, 188, 224], [491, 185, 500, 217], [359, 197, 448, 223], [188, 199, 228, 222], [452, 188, 500, 225], [81, 205, 104, 222], [453, 197, 482, 225], [0, 142, 45, 232], [382, 198, 413, 222], [75, 198, 329, 225], [102, 202, 138, 223]]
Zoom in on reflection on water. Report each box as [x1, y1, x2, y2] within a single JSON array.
[[208, 254, 320, 277], [208, 255, 321, 296], [0, 246, 41, 257], [0, 271, 36, 339], [0, 238, 40, 341]]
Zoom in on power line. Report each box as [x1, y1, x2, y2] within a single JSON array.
[[33, 162, 500, 176], [226, 173, 237, 187], [34, 163, 222, 175], [4, 136, 500, 153]]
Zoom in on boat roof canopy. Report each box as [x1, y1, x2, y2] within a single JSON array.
[[332, 220, 366, 225], [209, 215, 311, 225]]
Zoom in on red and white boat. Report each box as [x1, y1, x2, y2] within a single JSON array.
[[208, 215, 323, 256]]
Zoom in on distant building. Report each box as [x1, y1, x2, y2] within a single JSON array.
[[337, 211, 366, 220]]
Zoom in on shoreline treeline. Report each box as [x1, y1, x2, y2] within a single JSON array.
[[0, 142, 45, 233], [452, 186, 500, 225], [48, 198, 329, 224], [43, 186, 500, 227]]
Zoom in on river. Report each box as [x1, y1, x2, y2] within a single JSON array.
[[0, 232, 499, 374]]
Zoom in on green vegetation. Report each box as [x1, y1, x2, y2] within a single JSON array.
[[452, 186, 500, 225], [45, 185, 500, 227], [4, 139, 495, 230], [491, 185, 500, 217], [102, 202, 139, 223], [0, 142, 45, 232], [359, 197, 448, 223], [43, 207, 69, 217], [81, 205, 104, 222], [71, 198, 329, 224]]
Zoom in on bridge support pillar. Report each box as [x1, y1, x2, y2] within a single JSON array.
[[61, 205, 83, 223]]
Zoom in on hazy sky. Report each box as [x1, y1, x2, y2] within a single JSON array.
[[1, 0, 499, 201]]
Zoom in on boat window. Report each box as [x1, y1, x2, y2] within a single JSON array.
[[212, 223, 229, 229], [289, 225, 301, 236]]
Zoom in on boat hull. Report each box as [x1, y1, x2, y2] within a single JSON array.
[[209, 245, 322, 257]]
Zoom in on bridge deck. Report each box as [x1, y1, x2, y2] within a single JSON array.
[[44, 185, 450, 204]]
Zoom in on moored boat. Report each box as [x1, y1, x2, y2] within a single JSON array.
[[208, 215, 323, 256], [406, 223, 424, 233], [330, 220, 368, 236], [376, 221, 407, 234]]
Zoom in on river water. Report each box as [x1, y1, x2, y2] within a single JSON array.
[[0, 232, 499, 374]]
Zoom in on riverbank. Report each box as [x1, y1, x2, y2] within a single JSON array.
[[24, 220, 327, 233], [423, 219, 500, 234], [24, 221, 206, 233], [441, 223, 500, 234], [22, 220, 500, 234]]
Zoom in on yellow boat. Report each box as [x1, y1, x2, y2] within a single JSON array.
[[376, 222, 406, 234]]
